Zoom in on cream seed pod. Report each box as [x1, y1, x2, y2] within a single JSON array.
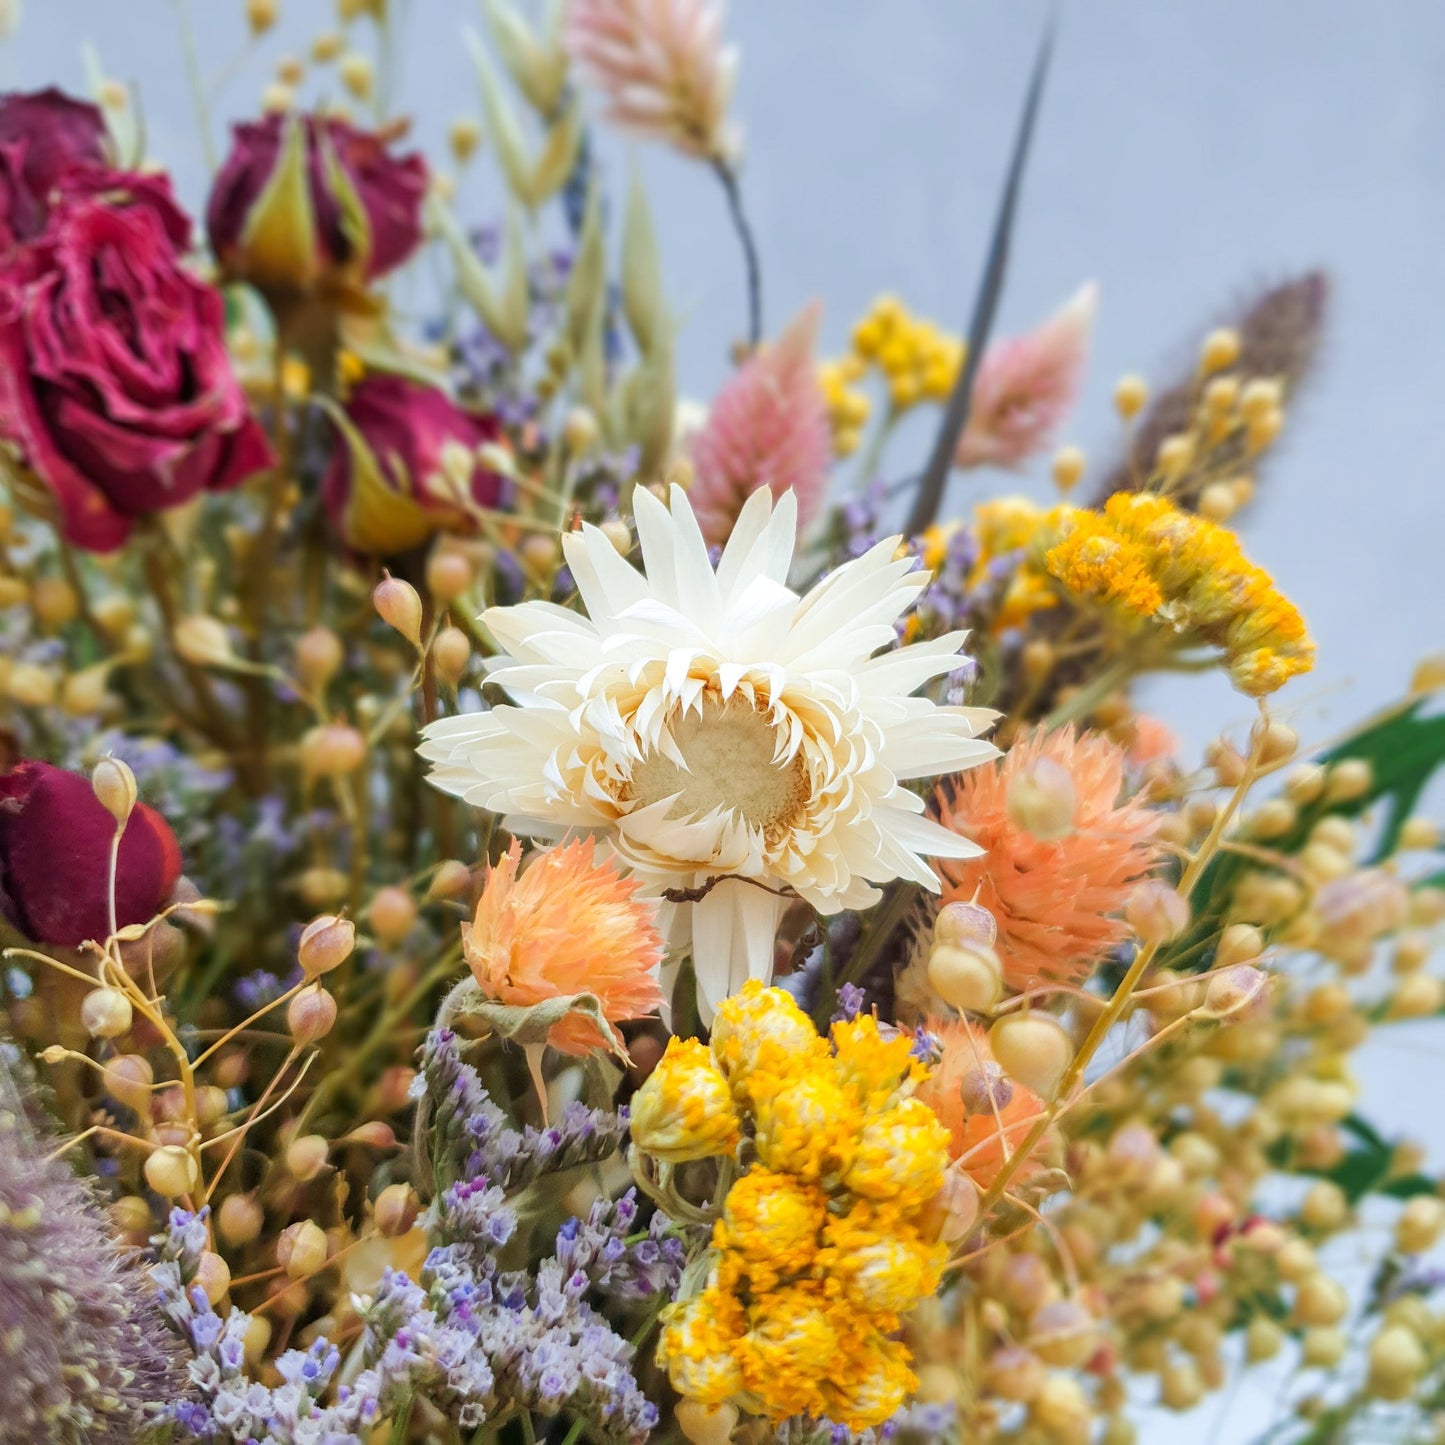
[[989, 1013, 1073, 1096], [927, 941, 1002, 1014], [145, 1145, 200, 1199], [676, 1401, 739, 1445], [374, 575, 423, 646], [297, 915, 356, 976], [1006, 754, 1077, 840], [288, 986, 338, 1044], [90, 755, 138, 826], [277, 1220, 329, 1280], [80, 987, 133, 1039], [218, 1193, 265, 1248]]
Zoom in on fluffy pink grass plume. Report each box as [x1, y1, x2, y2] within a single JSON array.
[[934, 725, 1159, 990], [688, 301, 832, 544], [564, 0, 740, 161], [462, 837, 665, 1055], [954, 281, 1098, 470]]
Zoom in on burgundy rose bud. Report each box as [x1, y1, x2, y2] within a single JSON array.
[[0, 177, 272, 552], [0, 761, 182, 948], [0, 87, 113, 248], [322, 372, 504, 554], [206, 111, 427, 304]]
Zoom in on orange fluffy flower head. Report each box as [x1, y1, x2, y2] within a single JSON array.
[[934, 726, 1159, 990], [461, 837, 665, 1054], [915, 1016, 1049, 1190]]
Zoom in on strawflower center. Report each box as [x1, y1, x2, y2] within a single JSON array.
[[627, 693, 808, 835]]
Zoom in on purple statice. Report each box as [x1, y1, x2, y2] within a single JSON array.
[[778, 1399, 957, 1444], [151, 1208, 400, 1442], [831, 983, 868, 1025], [416, 1028, 629, 1192], [1, 1050, 190, 1442], [552, 1190, 685, 1302]]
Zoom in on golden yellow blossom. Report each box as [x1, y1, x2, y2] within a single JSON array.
[[709, 980, 830, 1112], [659, 1287, 747, 1404], [1043, 492, 1314, 695], [712, 1168, 826, 1291], [846, 1097, 952, 1208], [830, 1013, 926, 1110], [629, 1038, 740, 1163], [754, 1069, 862, 1182]]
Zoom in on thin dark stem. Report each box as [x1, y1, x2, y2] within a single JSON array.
[[903, 6, 1057, 537], [711, 158, 762, 348]]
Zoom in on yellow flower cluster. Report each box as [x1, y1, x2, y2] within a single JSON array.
[[1043, 492, 1315, 695], [639, 983, 952, 1431], [851, 294, 965, 411], [817, 355, 871, 457]]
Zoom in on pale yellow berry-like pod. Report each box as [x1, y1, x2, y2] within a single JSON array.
[[277, 1220, 329, 1280], [145, 1144, 200, 1199], [927, 942, 1002, 1014], [988, 1013, 1072, 1097], [1005, 754, 1077, 840], [297, 915, 356, 977], [81, 986, 133, 1040]]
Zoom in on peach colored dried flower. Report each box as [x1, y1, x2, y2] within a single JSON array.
[[564, 0, 740, 162], [934, 726, 1159, 990], [954, 282, 1097, 470], [915, 1017, 1049, 1190], [688, 302, 832, 545], [462, 838, 665, 1054]]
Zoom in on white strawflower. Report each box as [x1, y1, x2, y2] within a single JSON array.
[[420, 485, 997, 1018]]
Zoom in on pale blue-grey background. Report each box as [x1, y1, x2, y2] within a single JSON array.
[[6, 2, 1445, 1438]]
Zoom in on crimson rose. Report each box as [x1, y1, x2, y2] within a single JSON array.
[[322, 372, 504, 554], [206, 112, 427, 302], [0, 87, 112, 247], [0, 762, 183, 949], [0, 175, 272, 551]]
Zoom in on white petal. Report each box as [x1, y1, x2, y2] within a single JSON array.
[[690, 880, 787, 1022]]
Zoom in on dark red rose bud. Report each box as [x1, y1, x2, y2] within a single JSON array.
[[0, 761, 183, 948], [206, 111, 427, 303], [322, 372, 504, 554], [0, 87, 113, 248], [0, 176, 273, 552]]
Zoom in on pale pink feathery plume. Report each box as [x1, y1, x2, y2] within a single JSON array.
[[564, 0, 740, 162], [688, 301, 832, 545], [954, 281, 1098, 470]]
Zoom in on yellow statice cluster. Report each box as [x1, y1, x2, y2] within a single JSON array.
[[1043, 492, 1315, 695], [817, 355, 872, 457], [636, 983, 952, 1431], [851, 294, 965, 411]]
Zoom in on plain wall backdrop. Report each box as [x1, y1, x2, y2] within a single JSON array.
[[6, 3, 1445, 1438]]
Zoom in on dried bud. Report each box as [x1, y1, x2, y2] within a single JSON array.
[[297, 914, 356, 976], [194, 1250, 231, 1306], [960, 1060, 1013, 1115], [246, 0, 279, 33], [373, 575, 423, 646], [287, 985, 338, 1047], [1368, 1324, 1426, 1399], [277, 1219, 328, 1280], [144, 1145, 200, 1199], [677, 1401, 740, 1445], [338, 51, 374, 100], [433, 626, 471, 685], [1030, 1298, 1099, 1369], [1325, 757, 1372, 802], [102, 1053, 153, 1111], [1006, 755, 1077, 840], [1051, 445, 1086, 492], [1199, 328, 1241, 373], [373, 1181, 420, 1237], [1113, 373, 1148, 420], [286, 1134, 330, 1182], [988, 1013, 1073, 1097], [426, 859, 472, 901], [344, 1120, 397, 1149], [927, 942, 1002, 1014], [448, 115, 482, 163], [90, 756, 138, 827], [563, 405, 601, 456], [300, 722, 367, 777], [217, 1192, 265, 1247], [294, 626, 344, 690], [1251, 718, 1298, 765], [1395, 1196, 1445, 1254], [80, 986, 133, 1039], [370, 885, 417, 944], [172, 614, 234, 666], [1284, 762, 1326, 804], [1126, 880, 1190, 945], [935, 899, 998, 950], [987, 1345, 1046, 1403], [599, 518, 633, 555], [1204, 964, 1269, 1019]]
